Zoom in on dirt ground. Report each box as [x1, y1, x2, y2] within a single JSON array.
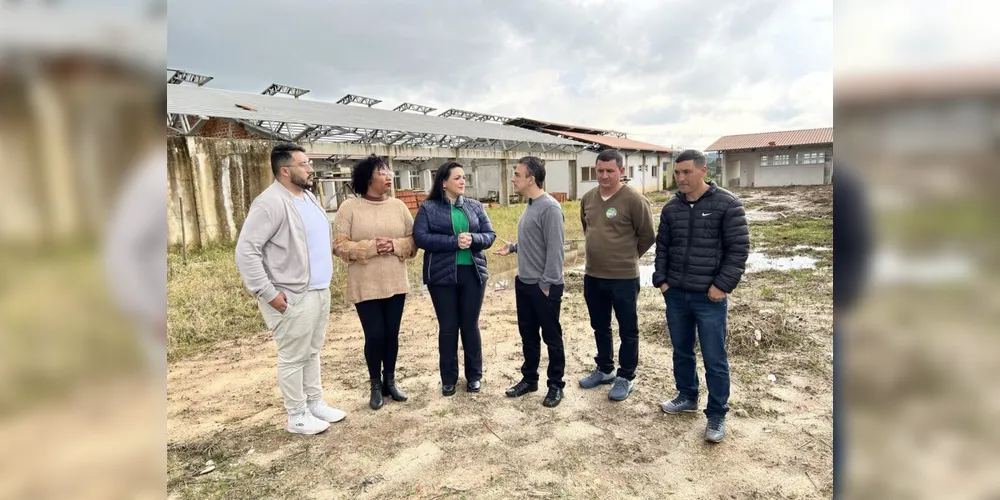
[[167, 185, 833, 500]]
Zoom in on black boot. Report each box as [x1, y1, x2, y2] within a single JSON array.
[[382, 376, 408, 402], [369, 379, 384, 410]]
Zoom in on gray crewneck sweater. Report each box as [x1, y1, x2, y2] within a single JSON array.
[[511, 193, 565, 292]]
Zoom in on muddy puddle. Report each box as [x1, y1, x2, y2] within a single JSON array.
[[569, 247, 818, 287]]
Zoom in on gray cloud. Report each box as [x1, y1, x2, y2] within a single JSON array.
[[168, 0, 831, 147], [628, 104, 683, 125]]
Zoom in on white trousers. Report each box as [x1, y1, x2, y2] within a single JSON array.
[[259, 289, 330, 414]]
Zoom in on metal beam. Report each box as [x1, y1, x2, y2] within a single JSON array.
[[233, 119, 293, 141], [262, 83, 310, 98], [438, 108, 508, 123], [292, 125, 320, 141], [167, 69, 213, 86], [300, 142, 579, 161], [337, 94, 382, 107], [393, 103, 437, 114]]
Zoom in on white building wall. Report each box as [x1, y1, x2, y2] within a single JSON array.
[[573, 150, 667, 198], [723, 146, 832, 187], [756, 164, 826, 186], [544, 160, 570, 194]]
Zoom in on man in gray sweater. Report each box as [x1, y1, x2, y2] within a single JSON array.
[[493, 156, 566, 407]]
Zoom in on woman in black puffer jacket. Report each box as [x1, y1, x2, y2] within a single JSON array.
[[413, 161, 497, 396]]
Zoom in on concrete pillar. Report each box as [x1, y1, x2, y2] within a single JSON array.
[[500, 158, 509, 206], [568, 159, 578, 200], [720, 153, 727, 187], [655, 154, 662, 190], [641, 153, 647, 194], [421, 169, 432, 192], [400, 166, 413, 190], [624, 153, 631, 187], [387, 156, 395, 197]]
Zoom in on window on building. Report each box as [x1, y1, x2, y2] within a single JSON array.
[[761, 155, 770, 166], [773, 154, 790, 165], [409, 170, 424, 190], [628, 166, 634, 178], [465, 173, 474, 187], [582, 166, 596, 181], [652, 164, 659, 177], [393, 171, 401, 189], [763, 154, 790, 166], [797, 151, 825, 164]]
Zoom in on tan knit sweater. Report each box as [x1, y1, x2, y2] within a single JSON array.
[[333, 197, 417, 304]]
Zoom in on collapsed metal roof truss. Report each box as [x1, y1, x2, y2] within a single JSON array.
[[393, 103, 437, 114], [439, 108, 508, 123], [262, 83, 310, 98], [169, 115, 583, 154], [167, 68, 213, 86], [337, 94, 382, 107]]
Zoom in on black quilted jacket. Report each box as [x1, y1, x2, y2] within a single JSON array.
[[651, 182, 750, 293]]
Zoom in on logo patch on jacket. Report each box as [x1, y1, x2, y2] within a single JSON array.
[[605, 207, 618, 219]]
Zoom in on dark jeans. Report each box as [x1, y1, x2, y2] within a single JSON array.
[[355, 294, 406, 381], [428, 266, 485, 385], [514, 277, 566, 389], [663, 287, 730, 418], [584, 275, 640, 380]]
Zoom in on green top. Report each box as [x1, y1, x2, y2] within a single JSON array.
[[451, 204, 473, 266]]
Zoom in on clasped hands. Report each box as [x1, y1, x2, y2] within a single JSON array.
[[375, 236, 394, 255]]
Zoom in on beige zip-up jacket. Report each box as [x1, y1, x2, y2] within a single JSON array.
[[235, 181, 332, 305]]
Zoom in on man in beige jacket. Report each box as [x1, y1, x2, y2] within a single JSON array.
[[236, 142, 346, 435]]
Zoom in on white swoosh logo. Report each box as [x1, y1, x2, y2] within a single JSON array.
[[701, 212, 711, 216]]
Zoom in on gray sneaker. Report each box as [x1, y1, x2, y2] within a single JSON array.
[[608, 377, 634, 401], [660, 395, 698, 414], [578, 368, 615, 389], [705, 418, 726, 443]]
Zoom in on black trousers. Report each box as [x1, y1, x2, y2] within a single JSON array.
[[514, 277, 566, 389], [584, 275, 640, 380], [428, 266, 485, 385], [355, 293, 406, 381]]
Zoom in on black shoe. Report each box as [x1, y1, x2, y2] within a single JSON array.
[[369, 380, 384, 410], [505, 380, 538, 398], [382, 378, 408, 402], [442, 384, 457, 397], [542, 386, 563, 407], [466, 380, 481, 393]]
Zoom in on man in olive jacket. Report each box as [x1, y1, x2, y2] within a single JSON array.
[[652, 149, 749, 443]]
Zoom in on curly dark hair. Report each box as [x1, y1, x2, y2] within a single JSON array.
[[350, 154, 388, 196]]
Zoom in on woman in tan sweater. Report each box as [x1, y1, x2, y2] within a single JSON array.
[[333, 155, 417, 410]]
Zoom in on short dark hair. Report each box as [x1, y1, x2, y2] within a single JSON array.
[[350, 154, 387, 196], [675, 149, 706, 167], [427, 161, 464, 201], [270, 142, 306, 177], [595, 149, 624, 168], [517, 156, 546, 188]]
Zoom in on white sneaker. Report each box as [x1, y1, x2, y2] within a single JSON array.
[[286, 410, 330, 435], [308, 400, 347, 423]]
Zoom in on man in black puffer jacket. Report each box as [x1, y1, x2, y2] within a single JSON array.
[[652, 149, 749, 443]]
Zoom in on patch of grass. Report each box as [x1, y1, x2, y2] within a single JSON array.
[[484, 201, 583, 243], [167, 247, 275, 361], [751, 218, 832, 250], [645, 191, 674, 204]]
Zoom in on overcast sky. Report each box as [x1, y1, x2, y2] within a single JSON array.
[[166, 0, 835, 149]]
